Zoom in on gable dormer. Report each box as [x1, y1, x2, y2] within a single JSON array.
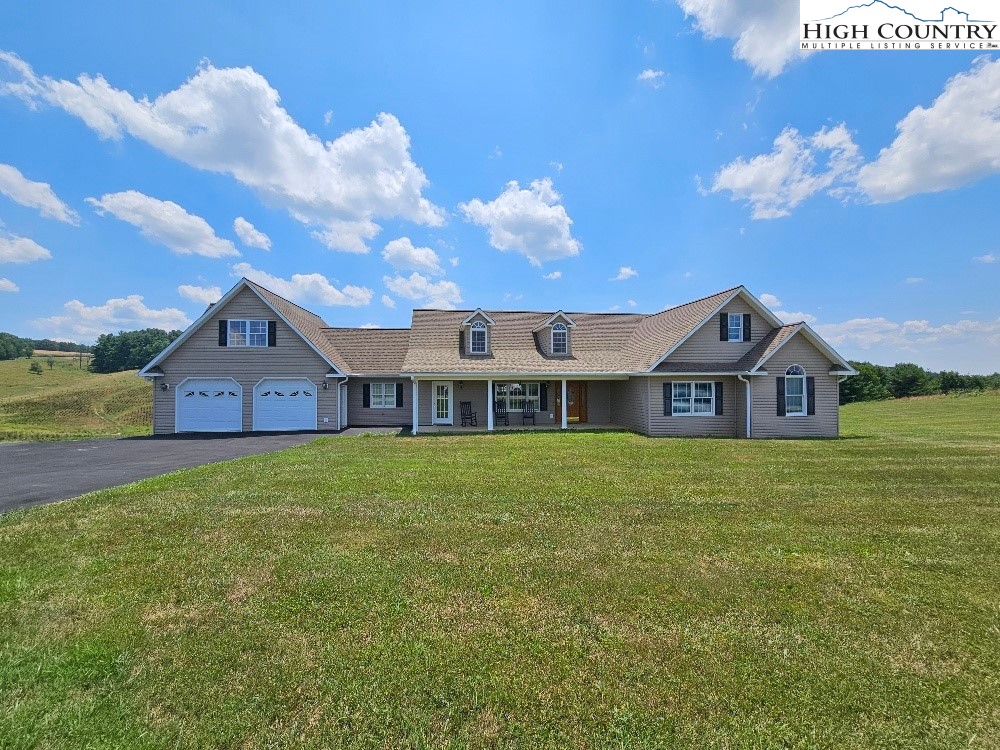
[[461, 309, 495, 356], [533, 311, 576, 357]]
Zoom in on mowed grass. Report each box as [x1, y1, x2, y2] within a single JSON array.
[[0, 359, 150, 441], [2, 394, 999, 749]]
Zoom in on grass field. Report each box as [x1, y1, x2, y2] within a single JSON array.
[[0, 358, 150, 442], [1, 393, 998, 748]]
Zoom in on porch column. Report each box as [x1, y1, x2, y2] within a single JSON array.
[[561, 378, 568, 430], [412, 379, 419, 435], [487, 379, 494, 431]]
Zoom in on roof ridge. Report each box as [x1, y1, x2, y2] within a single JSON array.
[[323, 326, 411, 331], [648, 285, 743, 318]]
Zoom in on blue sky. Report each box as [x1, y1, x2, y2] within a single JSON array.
[[0, 0, 997, 372]]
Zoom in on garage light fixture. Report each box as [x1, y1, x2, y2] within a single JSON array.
[[160, 383, 169, 391], [322, 381, 329, 390]]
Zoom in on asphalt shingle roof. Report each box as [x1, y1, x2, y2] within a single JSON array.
[[323, 328, 411, 375]]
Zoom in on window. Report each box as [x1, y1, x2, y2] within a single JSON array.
[[494, 382, 540, 412], [551, 323, 568, 355], [228, 319, 268, 347], [470, 321, 487, 354], [727, 313, 743, 342], [371, 382, 397, 408], [785, 365, 806, 416], [671, 382, 715, 416]]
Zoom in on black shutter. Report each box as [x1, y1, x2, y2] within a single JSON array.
[[806, 377, 816, 415], [720, 313, 728, 341], [776, 377, 786, 416], [396, 383, 404, 407], [267, 320, 277, 347], [743, 314, 751, 342], [218, 320, 228, 346], [540, 383, 548, 411], [715, 382, 724, 416], [362, 383, 371, 408], [663, 383, 670, 416]]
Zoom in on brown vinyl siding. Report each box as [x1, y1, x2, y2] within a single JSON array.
[[646, 377, 738, 438], [153, 287, 338, 434], [610, 378, 648, 434], [347, 378, 410, 426], [666, 298, 767, 365], [751, 335, 840, 438]]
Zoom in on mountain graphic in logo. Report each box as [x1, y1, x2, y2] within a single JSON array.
[[812, 1, 993, 23]]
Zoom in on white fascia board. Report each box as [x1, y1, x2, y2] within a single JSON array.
[[461, 309, 496, 326]]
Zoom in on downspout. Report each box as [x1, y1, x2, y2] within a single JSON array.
[[332, 375, 348, 431], [737, 374, 751, 439]]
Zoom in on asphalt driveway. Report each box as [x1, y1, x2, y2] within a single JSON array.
[[0, 433, 331, 514]]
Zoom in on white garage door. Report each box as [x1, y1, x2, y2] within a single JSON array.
[[253, 378, 317, 431], [175, 378, 242, 433]]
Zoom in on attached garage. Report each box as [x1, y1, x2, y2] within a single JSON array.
[[175, 378, 243, 433], [253, 378, 317, 431]]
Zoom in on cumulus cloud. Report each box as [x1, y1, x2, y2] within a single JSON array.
[[637, 69, 666, 88], [381, 294, 396, 309], [384, 272, 462, 309], [459, 178, 581, 266], [0, 234, 51, 263], [610, 266, 638, 281], [816, 316, 1000, 350], [449, 256, 459, 267], [34, 295, 192, 342], [0, 52, 444, 253], [628, 299, 638, 308], [0, 277, 19, 292], [543, 271, 562, 280], [774, 310, 818, 324], [759, 293, 781, 308], [858, 57, 1000, 203], [0, 163, 78, 224], [177, 284, 222, 306], [87, 191, 238, 258], [710, 124, 861, 219], [233, 217, 271, 250], [974, 253, 996, 264], [232, 262, 372, 307], [675, 0, 806, 78], [381, 236, 444, 275]]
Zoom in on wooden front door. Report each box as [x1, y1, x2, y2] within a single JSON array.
[[566, 381, 588, 423]]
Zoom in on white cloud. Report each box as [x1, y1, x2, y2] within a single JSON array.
[[0, 277, 18, 292], [359, 323, 380, 329], [449, 256, 459, 267], [0, 52, 445, 253], [628, 299, 638, 308], [974, 253, 996, 264], [675, 0, 806, 78], [710, 124, 861, 219], [609, 304, 621, 312], [504, 292, 525, 303], [637, 69, 666, 88], [0, 163, 78, 224], [232, 262, 372, 308], [381, 294, 396, 309], [904, 277, 924, 285], [817, 316, 1000, 350], [550, 161, 564, 172], [0, 234, 51, 263], [543, 271, 562, 280], [759, 293, 782, 308], [858, 57, 1000, 203], [490, 146, 503, 159], [384, 272, 462, 309], [233, 217, 271, 250], [459, 178, 581, 266], [774, 310, 818, 324], [34, 295, 192, 342], [610, 266, 638, 281], [177, 284, 222, 305], [381, 236, 444, 275], [87, 191, 238, 258], [323, 109, 333, 125]]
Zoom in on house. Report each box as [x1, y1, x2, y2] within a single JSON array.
[[139, 278, 856, 438]]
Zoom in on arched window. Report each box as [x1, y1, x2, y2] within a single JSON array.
[[784, 364, 806, 416], [470, 321, 488, 354], [552, 323, 568, 355]]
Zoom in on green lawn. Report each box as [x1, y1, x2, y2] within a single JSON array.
[[2, 393, 998, 748], [0, 359, 150, 441]]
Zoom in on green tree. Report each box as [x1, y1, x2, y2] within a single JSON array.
[[888, 363, 935, 399], [28, 361, 43, 375], [90, 329, 182, 373], [840, 361, 892, 404], [46, 356, 56, 369]]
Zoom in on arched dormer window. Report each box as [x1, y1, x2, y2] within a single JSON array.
[[551, 323, 568, 355], [784, 364, 806, 416], [470, 321, 488, 354]]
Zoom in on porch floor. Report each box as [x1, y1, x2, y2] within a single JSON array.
[[417, 422, 629, 434]]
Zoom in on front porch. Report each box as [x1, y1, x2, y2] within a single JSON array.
[[409, 377, 621, 434], [416, 421, 630, 434]]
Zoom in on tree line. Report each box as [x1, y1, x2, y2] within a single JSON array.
[[89, 329, 182, 373], [840, 361, 1000, 405], [0, 333, 93, 361]]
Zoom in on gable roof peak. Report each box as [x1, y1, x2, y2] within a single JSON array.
[[461, 308, 496, 326]]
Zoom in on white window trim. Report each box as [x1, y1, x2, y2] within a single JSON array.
[[370, 382, 398, 408], [470, 321, 488, 355], [228, 319, 269, 348], [727, 313, 743, 343], [551, 323, 568, 355], [785, 365, 807, 417], [670, 381, 717, 417], [494, 381, 541, 412]]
